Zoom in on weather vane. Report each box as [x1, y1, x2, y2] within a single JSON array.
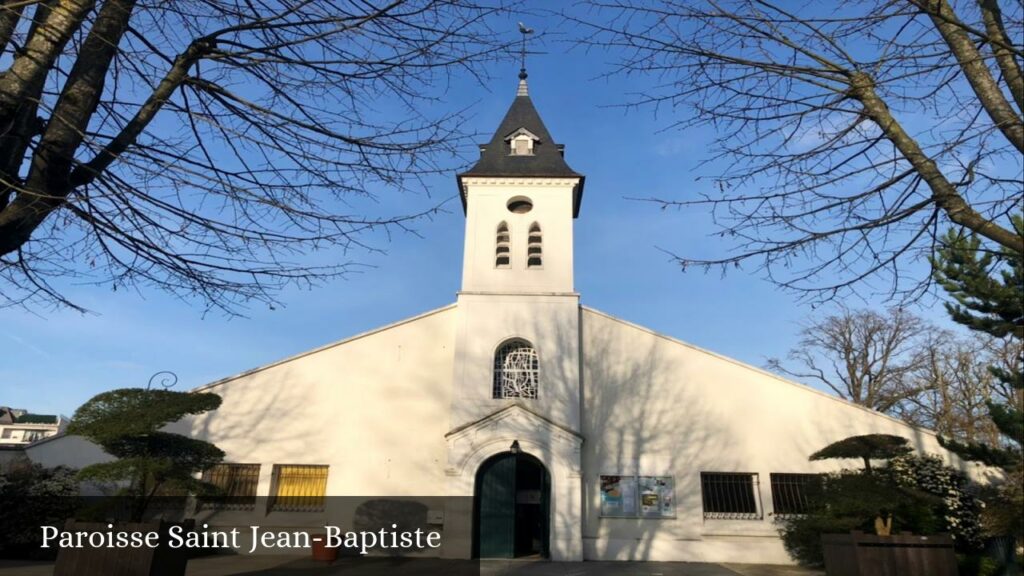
[[517, 21, 534, 79]]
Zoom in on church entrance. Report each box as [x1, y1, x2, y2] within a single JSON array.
[[473, 451, 550, 558]]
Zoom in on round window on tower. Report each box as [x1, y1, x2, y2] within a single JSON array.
[[507, 196, 533, 214]]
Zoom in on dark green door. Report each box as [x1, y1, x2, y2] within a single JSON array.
[[475, 452, 549, 558], [476, 454, 516, 558]]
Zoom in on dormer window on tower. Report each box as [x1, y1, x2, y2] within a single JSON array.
[[506, 128, 539, 156]]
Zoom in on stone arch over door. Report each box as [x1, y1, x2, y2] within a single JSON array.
[[444, 404, 584, 561]]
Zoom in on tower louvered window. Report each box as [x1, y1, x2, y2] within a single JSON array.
[[496, 222, 510, 268], [527, 222, 542, 268], [493, 339, 539, 399]]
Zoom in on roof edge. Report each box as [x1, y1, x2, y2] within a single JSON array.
[[579, 305, 947, 440], [456, 174, 585, 217]]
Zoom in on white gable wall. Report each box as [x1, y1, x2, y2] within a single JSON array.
[[24, 301, 1000, 564], [167, 305, 458, 497]]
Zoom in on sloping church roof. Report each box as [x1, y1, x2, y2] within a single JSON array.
[[458, 73, 585, 216]]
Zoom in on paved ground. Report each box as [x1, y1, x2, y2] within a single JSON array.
[[0, 556, 824, 576]]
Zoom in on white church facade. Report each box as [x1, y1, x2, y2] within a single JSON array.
[[28, 73, 991, 565]]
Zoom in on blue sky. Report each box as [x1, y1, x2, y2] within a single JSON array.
[[1, 16, 965, 417]]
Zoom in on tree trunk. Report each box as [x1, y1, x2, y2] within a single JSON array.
[[0, 0, 95, 124], [978, 0, 1024, 113], [920, 0, 1024, 153], [0, 0, 137, 257]]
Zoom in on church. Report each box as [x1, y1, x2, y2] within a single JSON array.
[[27, 70, 988, 565]]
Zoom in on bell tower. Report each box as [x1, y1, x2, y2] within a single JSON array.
[[456, 71, 585, 295], [445, 70, 586, 562]]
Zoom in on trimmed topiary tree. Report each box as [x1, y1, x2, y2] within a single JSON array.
[[809, 434, 912, 474], [781, 435, 985, 566], [68, 388, 224, 521]]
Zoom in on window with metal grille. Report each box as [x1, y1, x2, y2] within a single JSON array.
[[700, 472, 762, 520], [496, 222, 511, 268], [493, 339, 539, 399], [201, 463, 260, 510], [769, 473, 820, 516], [527, 222, 542, 267], [270, 465, 328, 512]]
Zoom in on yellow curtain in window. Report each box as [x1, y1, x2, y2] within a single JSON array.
[[273, 465, 328, 511]]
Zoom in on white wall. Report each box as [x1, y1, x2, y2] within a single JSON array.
[[24, 306, 465, 556], [23, 301, 1001, 564], [26, 435, 115, 470], [460, 178, 578, 294], [579, 306, 996, 564], [448, 293, 581, 431], [174, 305, 458, 497]]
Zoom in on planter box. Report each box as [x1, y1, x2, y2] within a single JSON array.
[[54, 519, 191, 576], [821, 532, 957, 576]]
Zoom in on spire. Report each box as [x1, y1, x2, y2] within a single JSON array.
[[455, 22, 585, 215], [458, 75, 580, 180], [456, 72, 585, 216]]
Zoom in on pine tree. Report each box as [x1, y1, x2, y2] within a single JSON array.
[[931, 216, 1023, 471]]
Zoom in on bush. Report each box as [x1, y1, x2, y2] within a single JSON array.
[[779, 471, 942, 566], [957, 553, 1003, 576], [781, 455, 989, 566], [0, 464, 79, 559], [886, 454, 984, 549]]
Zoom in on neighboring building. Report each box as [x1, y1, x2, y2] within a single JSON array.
[[0, 444, 30, 475], [0, 407, 67, 446], [28, 71, 998, 564]]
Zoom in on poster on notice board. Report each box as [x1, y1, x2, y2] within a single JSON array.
[[638, 476, 674, 518]]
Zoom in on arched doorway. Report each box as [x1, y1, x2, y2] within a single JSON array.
[[473, 450, 550, 558]]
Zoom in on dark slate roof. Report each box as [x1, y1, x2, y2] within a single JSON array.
[[14, 414, 58, 424], [458, 80, 585, 216]]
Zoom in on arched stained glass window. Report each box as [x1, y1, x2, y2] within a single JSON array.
[[493, 339, 539, 399]]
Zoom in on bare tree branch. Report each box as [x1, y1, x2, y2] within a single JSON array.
[[569, 0, 1024, 302], [0, 0, 514, 314]]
